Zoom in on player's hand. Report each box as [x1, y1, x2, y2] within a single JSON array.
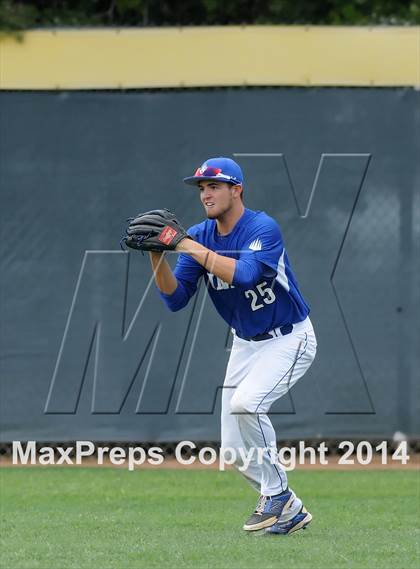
[[121, 209, 192, 252]]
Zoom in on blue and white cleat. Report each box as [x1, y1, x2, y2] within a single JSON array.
[[243, 490, 294, 531], [265, 506, 312, 535]]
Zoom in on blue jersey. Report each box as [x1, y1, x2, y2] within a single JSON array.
[[159, 208, 310, 338]]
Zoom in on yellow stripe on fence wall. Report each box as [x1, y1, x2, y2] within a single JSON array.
[[0, 26, 419, 89]]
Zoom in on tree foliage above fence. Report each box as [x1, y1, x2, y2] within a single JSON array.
[[1, 0, 419, 32]]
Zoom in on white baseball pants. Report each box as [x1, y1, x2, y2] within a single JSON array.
[[221, 317, 317, 503]]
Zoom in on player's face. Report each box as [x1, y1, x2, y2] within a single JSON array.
[[198, 181, 238, 219]]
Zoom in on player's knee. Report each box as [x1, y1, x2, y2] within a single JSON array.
[[230, 391, 255, 414]]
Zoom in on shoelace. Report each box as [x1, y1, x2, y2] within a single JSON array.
[[254, 495, 267, 515]]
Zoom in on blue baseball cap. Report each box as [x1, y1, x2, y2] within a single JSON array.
[[183, 157, 243, 186]]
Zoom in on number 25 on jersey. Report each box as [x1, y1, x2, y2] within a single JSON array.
[[244, 281, 276, 311]]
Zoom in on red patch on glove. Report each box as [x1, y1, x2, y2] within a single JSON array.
[[159, 226, 178, 245]]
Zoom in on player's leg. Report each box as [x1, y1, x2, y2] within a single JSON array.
[[221, 334, 262, 492], [233, 328, 317, 495], [231, 320, 317, 531]]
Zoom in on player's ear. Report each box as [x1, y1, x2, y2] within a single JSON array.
[[232, 184, 243, 199]]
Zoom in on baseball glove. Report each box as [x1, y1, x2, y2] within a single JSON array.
[[121, 209, 192, 252]]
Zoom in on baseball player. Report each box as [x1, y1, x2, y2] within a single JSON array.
[[122, 157, 317, 535]]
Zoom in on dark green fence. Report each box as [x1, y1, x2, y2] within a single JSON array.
[[1, 88, 419, 441]]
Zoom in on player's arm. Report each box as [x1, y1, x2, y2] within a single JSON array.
[[176, 216, 283, 288], [175, 239, 237, 284], [149, 251, 177, 295], [122, 209, 203, 311], [175, 239, 268, 289], [149, 248, 204, 312]]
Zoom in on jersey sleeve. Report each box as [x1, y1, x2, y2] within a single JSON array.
[[159, 224, 205, 311], [232, 215, 283, 288]]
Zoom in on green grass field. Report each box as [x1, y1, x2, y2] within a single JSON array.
[[0, 468, 419, 569]]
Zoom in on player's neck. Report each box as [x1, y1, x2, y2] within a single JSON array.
[[216, 204, 245, 236]]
